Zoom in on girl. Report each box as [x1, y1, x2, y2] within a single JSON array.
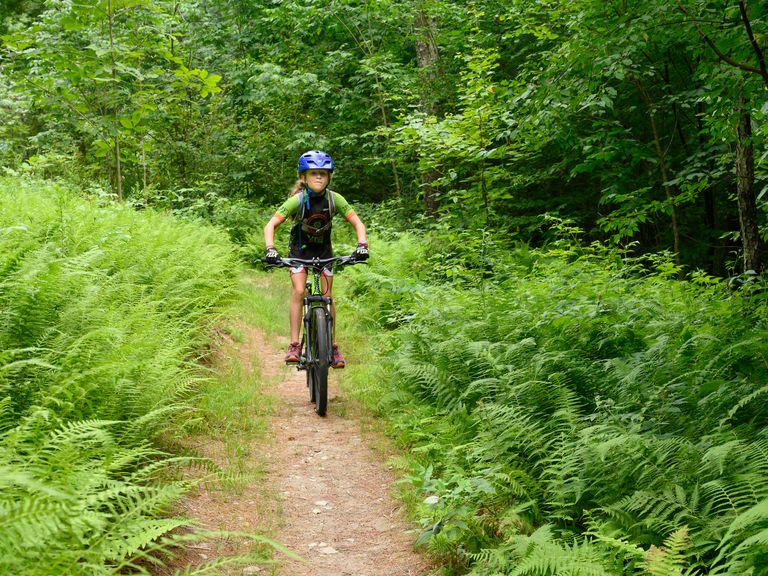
[[263, 150, 368, 367]]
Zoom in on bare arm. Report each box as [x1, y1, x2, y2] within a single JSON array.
[[346, 212, 367, 245], [264, 215, 285, 248]]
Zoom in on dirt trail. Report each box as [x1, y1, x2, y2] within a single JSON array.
[[262, 329, 432, 576], [176, 323, 433, 575]]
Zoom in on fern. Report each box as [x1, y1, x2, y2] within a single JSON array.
[[0, 418, 192, 574], [465, 525, 615, 575], [359, 232, 768, 575], [709, 498, 768, 575], [0, 179, 243, 574], [640, 526, 691, 576]]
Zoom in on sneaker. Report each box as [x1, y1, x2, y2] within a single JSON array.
[[285, 342, 301, 364], [331, 344, 345, 369]]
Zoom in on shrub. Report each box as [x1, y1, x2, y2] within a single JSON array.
[[351, 233, 768, 575]]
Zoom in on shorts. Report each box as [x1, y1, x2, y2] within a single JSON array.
[[289, 265, 334, 277]]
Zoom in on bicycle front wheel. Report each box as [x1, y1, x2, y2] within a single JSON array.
[[311, 306, 330, 416], [307, 360, 316, 403]]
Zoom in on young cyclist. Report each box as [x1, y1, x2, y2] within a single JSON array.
[[263, 150, 369, 368]]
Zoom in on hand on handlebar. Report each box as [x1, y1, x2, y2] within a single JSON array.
[[265, 246, 280, 265], [263, 254, 365, 269], [352, 242, 369, 262]]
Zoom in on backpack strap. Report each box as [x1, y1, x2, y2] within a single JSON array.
[[298, 187, 309, 221], [327, 189, 335, 219]]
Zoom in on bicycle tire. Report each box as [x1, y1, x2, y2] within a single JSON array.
[[301, 332, 314, 402], [308, 362, 316, 403], [311, 306, 330, 416]]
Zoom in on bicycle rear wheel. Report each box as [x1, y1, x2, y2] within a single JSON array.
[[311, 306, 330, 416]]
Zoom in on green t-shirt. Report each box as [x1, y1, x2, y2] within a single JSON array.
[[275, 190, 354, 221], [275, 190, 355, 258]]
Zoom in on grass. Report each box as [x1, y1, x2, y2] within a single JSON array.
[[329, 262, 436, 537], [235, 269, 292, 339], [182, 271, 288, 493], [160, 271, 292, 574], [191, 348, 272, 492]]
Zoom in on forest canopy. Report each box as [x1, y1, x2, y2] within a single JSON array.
[[1, 0, 767, 272]]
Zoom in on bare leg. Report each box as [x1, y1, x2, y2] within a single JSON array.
[[322, 274, 335, 343], [289, 271, 307, 343]]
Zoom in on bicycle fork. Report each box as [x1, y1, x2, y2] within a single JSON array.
[[302, 295, 333, 368]]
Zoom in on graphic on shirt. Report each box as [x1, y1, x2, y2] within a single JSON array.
[[304, 212, 330, 236], [275, 191, 353, 222]]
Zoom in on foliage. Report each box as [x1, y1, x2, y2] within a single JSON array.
[[1, 0, 222, 195], [1, 2, 768, 571], [3, 0, 767, 273], [385, 0, 768, 273], [0, 415, 192, 575], [350, 232, 768, 574], [0, 176, 245, 573]]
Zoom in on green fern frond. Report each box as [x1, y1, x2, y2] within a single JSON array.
[[502, 526, 613, 576], [470, 401, 556, 469], [720, 385, 768, 427], [0, 396, 15, 433], [640, 526, 691, 576], [99, 518, 189, 561], [703, 338, 763, 376], [461, 377, 505, 406], [702, 440, 768, 515], [711, 497, 768, 574], [119, 403, 190, 443], [42, 418, 119, 449]]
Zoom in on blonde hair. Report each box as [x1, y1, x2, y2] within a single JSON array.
[[289, 179, 303, 197]]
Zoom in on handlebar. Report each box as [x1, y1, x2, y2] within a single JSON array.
[[262, 254, 365, 271]]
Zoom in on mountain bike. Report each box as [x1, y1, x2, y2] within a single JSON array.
[[264, 255, 363, 416]]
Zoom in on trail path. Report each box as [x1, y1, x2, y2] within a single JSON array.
[[178, 322, 433, 575], [263, 332, 431, 576]]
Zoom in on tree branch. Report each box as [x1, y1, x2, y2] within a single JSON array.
[[738, 0, 768, 87], [676, 2, 762, 76]]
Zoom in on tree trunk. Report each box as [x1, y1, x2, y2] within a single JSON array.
[[735, 99, 764, 273], [414, 3, 440, 214], [107, 0, 122, 200], [633, 79, 682, 270], [677, 3, 768, 274]]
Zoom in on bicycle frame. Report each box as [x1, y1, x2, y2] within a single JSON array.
[[265, 254, 361, 416], [299, 266, 334, 372]]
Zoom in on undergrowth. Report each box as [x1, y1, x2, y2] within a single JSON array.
[[347, 229, 768, 575], [0, 176, 278, 574]]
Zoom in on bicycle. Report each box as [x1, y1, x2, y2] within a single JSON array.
[[264, 255, 364, 416]]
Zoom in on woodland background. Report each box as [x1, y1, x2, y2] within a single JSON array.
[[1, 1, 768, 575], [2, 0, 767, 274]]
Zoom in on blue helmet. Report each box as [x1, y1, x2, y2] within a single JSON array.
[[298, 150, 334, 174]]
